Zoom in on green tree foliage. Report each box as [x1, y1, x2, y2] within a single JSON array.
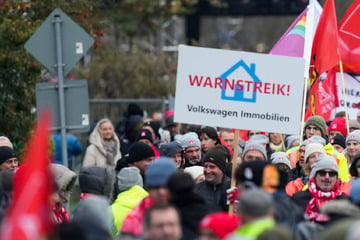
[[77, 47, 177, 99], [0, 0, 98, 155]]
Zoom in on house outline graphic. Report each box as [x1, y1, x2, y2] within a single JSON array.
[[220, 60, 262, 103]]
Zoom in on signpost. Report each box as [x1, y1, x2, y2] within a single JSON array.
[[25, 8, 94, 167]]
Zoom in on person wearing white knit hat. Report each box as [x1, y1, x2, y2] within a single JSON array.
[[303, 143, 325, 177], [184, 165, 204, 183]]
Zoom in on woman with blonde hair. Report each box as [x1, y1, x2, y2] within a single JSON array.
[[83, 118, 121, 168]]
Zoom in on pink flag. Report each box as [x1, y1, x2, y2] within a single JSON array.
[[269, 8, 308, 57]]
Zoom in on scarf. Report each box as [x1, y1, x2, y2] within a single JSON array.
[[305, 177, 341, 222], [52, 204, 70, 223], [103, 138, 117, 166]]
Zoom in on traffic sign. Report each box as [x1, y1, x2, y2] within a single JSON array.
[[35, 80, 90, 133], [25, 8, 94, 76]]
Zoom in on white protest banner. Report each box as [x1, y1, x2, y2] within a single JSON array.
[[335, 73, 360, 119], [174, 46, 305, 135]]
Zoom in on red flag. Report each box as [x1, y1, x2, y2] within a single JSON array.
[[0, 112, 54, 240], [305, 0, 340, 121], [338, 0, 360, 73]]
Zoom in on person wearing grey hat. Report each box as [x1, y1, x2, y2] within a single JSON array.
[[227, 188, 276, 240], [120, 158, 177, 237], [111, 167, 148, 236], [242, 141, 267, 162], [285, 135, 300, 150], [292, 154, 348, 223], [180, 132, 202, 168], [270, 152, 292, 174], [345, 130, 360, 165]]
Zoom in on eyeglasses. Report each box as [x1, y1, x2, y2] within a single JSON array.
[[317, 170, 337, 177]]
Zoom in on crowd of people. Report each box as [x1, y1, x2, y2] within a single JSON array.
[[1, 104, 360, 240]]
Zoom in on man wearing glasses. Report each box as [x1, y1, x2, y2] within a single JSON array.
[[180, 132, 202, 168], [291, 154, 349, 224]]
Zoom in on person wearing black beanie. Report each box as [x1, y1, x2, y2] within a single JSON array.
[[195, 148, 230, 212], [127, 142, 155, 177], [0, 146, 18, 172]]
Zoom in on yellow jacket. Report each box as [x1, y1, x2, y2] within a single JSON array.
[[111, 185, 148, 236]]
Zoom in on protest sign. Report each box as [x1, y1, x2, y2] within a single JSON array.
[[174, 46, 305, 135], [335, 73, 360, 119]]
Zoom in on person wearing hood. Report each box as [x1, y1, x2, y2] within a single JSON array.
[[72, 196, 113, 240], [83, 118, 121, 168], [49, 164, 77, 223], [78, 166, 115, 201]]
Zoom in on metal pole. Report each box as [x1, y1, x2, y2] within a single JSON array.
[[53, 14, 68, 167]]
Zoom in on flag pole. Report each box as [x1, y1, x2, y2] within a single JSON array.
[[229, 129, 239, 215], [339, 60, 350, 134], [300, 77, 309, 142]]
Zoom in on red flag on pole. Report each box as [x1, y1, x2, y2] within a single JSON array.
[[338, 0, 360, 74], [305, 0, 340, 121], [0, 111, 54, 240]]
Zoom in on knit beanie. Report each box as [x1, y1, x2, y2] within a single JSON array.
[[248, 134, 269, 145], [180, 132, 201, 149], [135, 129, 153, 144], [235, 160, 269, 187], [242, 141, 267, 160], [127, 142, 155, 164], [346, 130, 360, 144], [270, 152, 291, 169], [0, 136, 13, 149], [143, 121, 161, 139], [329, 117, 347, 137], [330, 135, 346, 149], [304, 115, 327, 137], [286, 135, 300, 150], [304, 143, 325, 163], [0, 146, 16, 165], [184, 166, 204, 180], [159, 141, 183, 157], [350, 119, 360, 130], [302, 135, 326, 147], [203, 148, 227, 174], [199, 213, 240, 239], [145, 157, 177, 188], [117, 167, 143, 192], [310, 154, 338, 177]]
